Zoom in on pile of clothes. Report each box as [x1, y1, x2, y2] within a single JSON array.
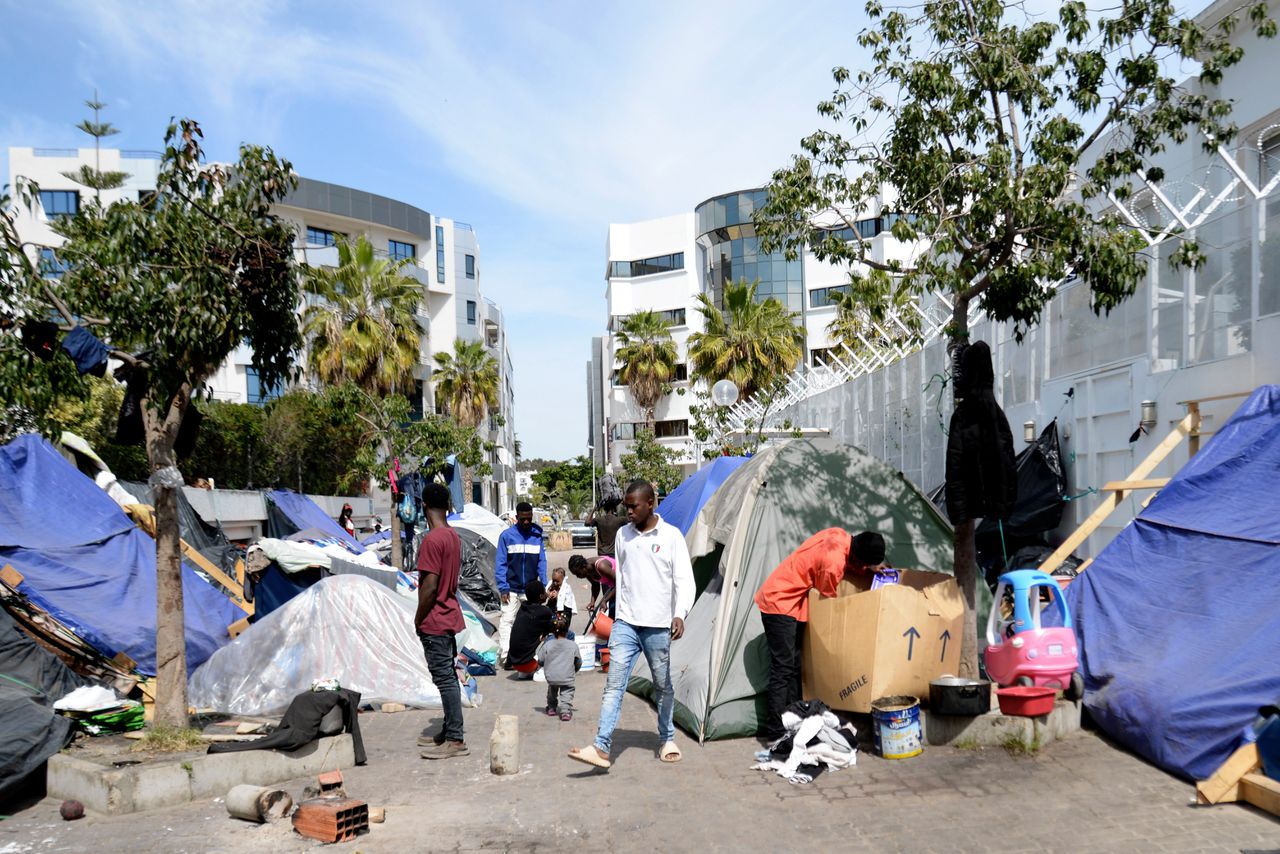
[[751, 699, 857, 785]]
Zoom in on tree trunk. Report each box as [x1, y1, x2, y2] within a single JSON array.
[[144, 385, 191, 728], [390, 502, 403, 571], [462, 465, 473, 511], [948, 294, 980, 679]]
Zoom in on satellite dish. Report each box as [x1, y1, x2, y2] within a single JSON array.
[[711, 379, 739, 406]]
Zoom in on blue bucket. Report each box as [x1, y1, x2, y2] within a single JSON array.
[[871, 695, 923, 759]]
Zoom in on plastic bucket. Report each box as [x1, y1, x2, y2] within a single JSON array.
[[576, 633, 597, 671], [871, 695, 923, 759]]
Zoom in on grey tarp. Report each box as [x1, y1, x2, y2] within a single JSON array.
[[630, 438, 955, 741]]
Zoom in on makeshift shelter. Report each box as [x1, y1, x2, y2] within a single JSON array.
[[656, 456, 747, 536], [449, 502, 508, 547], [0, 435, 241, 675], [1067, 385, 1280, 782], [189, 574, 443, 715], [0, 605, 91, 803], [122, 479, 244, 583], [265, 489, 366, 553], [631, 438, 954, 741]]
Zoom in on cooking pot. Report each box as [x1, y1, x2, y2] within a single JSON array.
[[928, 676, 992, 716]]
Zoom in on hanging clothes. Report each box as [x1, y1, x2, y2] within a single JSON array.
[[944, 341, 1017, 524], [20, 321, 60, 361], [60, 326, 110, 377]]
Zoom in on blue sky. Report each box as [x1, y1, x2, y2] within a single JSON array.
[[0, 0, 866, 460]]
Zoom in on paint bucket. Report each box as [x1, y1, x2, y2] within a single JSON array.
[[871, 695, 923, 759], [576, 633, 597, 670]]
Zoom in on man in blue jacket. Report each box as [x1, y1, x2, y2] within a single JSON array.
[[496, 502, 547, 667]]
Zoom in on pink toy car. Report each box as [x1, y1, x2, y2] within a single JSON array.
[[983, 569, 1083, 700]]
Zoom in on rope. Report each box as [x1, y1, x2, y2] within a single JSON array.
[[1062, 486, 1098, 502], [997, 518, 1010, 570]]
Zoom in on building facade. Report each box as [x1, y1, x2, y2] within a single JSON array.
[[7, 148, 517, 515]]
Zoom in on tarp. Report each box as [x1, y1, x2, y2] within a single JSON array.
[[0, 435, 242, 675], [656, 456, 747, 536], [448, 503, 508, 548], [454, 527, 500, 611], [631, 438, 955, 741], [265, 489, 366, 553], [1067, 386, 1280, 781], [189, 574, 442, 715], [0, 605, 90, 802], [123, 480, 243, 583]]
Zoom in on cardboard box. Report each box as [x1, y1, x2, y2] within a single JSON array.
[[802, 569, 964, 713]]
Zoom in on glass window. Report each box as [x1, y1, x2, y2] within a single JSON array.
[[435, 225, 446, 283], [38, 247, 70, 279], [608, 251, 685, 278], [245, 367, 281, 406], [465, 254, 476, 279], [409, 380, 425, 421], [40, 190, 79, 218], [466, 299, 477, 325], [1261, 134, 1280, 184], [654, 419, 689, 438], [389, 239, 416, 261], [306, 226, 340, 247], [810, 286, 851, 308], [673, 363, 688, 381]]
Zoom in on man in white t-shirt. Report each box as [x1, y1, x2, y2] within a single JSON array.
[[568, 480, 693, 769]]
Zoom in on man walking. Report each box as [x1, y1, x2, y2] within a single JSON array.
[[754, 529, 886, 741], [496, 501, 547, 667], [568, 481, 693, 769], [415, 483, 468, 759]]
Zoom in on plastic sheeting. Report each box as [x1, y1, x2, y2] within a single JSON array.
[[1067, 386, 1280, 781], [265, 489, 366, 553], [448, 503, 508, 547], [189, 574, 443, 715], [0, 435, 242, 675], [122, 480, 243, 583], [656, 457, 747, 536]]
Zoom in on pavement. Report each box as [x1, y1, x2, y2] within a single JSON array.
[[3, 562, 1279, 852]]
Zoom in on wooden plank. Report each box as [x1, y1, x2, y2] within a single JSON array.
[[1195, 743, 1260, 804], [0, 564, 24, 588], [1241, 772, 1280, 817], [1176, 390, 1252, 405], [1040, 412, 1195, 574], [227, 616, 252, 639], [1101, 478, 1170, 491]]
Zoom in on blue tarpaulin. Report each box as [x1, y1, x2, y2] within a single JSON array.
[[265, 489, 366, 553], [1067, 385, 1280, 781], [0, 435, 241, 675], [656, 456, 747, 535]]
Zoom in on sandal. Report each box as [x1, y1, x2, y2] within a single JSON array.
[[560, 711, 573, 722], [545, 706, 558, 717], [567, 745, 611, 769], [659, 741, 682, 763]]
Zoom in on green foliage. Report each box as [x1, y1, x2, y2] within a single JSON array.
[[181, 399, 269, 490], [757, 0, 1275, 342], [531, 456, 594, 497], [687, 280, 804, 400], [432, 338, 500, 430], [303, 234, 423, 397], [614, 310, 678, 425], [262, 386, 367, 494], [619, 429, 681, 494]]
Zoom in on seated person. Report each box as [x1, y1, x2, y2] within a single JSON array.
[[507, 579, 555, 675]]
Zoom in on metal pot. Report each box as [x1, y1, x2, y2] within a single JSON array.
[[928, 676, 992, 716]]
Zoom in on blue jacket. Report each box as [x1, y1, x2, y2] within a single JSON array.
[[495, 523, 547, 595]]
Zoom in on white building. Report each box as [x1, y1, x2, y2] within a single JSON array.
[[7, 148, 517, 515], [589, 189, 918, 476]]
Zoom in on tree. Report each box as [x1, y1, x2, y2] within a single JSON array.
[[619, 429, 681, 495], [432, 338, 500, 502], [531, 456, 594, 496], [302, 233, 423, 398], [614, 310, 678, 428], [687, 279, 804, 400], [61, 92, 128, 199], [4, 119, 303, 725], [758, 0, 1274, 675]]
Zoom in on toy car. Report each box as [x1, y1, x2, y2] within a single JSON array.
[[983, 569, 1083, 700]]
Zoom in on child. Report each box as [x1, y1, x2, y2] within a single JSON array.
[[507, 580, 554, 677], [546, 566, 577, 621], [537, 613, 581, 721]]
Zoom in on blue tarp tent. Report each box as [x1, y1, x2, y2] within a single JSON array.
[[1067, 385, 1280, 781], [265, 489, 366, 553], [0, 435, 241, 675], [656, 457, 747, 535]]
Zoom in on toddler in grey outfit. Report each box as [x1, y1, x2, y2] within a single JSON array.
[[538, 613, 581, 721]]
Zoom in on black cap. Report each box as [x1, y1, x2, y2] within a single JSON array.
[[851, 532, 886, 565]]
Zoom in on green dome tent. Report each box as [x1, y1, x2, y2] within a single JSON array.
[[630, 437, 954, 741]]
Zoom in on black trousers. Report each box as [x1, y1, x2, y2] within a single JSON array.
[[420, 632, 464, 743], [761, 613, 804, 739]]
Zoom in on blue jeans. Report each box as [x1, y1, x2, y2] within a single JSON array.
[[593, 619, 674, 755]]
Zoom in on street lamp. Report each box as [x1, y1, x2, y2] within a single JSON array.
[[697, 380, 740, 470]]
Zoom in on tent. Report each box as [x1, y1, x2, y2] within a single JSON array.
[[0, 435, 241, 675], [265, 489, 366, 553], [189, 574, 443, 715], [656, 456, 747, 536], [631, 438, 955, 741], [449, 502, 508, 547], [1067, 385, 1280, 781]]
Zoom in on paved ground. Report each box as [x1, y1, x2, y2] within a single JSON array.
[[3, 564, 1278, 852]]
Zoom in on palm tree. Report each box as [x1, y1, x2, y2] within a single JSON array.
[[302, 234, 423, 397], [614, 310, 678, 428], [432, 339, 500, 504], [687, 279, 804, 399], [824, 289, 900, 361]]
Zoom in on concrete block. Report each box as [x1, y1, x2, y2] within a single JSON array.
[[490, 715, 519, 775], [48, 735, 355, 816], [922, 700, 1080, 749]]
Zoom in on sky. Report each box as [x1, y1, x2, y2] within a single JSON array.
[[0, 0, 868, 460]]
